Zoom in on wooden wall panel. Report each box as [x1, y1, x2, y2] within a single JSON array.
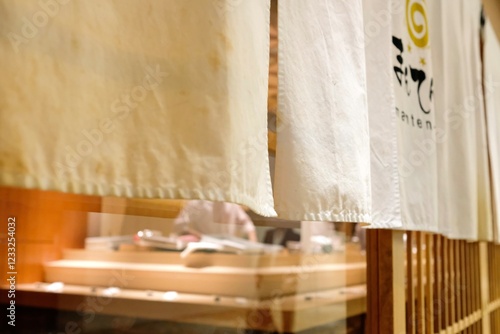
[[483, 0, 500, 41], [0, 187, 101, 285]]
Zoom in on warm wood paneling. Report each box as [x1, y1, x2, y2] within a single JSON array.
[[483, 0, 500, 41], [0, 187, 101, 284]]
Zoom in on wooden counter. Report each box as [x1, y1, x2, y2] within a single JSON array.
[[2, 243, 366, 332], [1, 283, 366, 333], [44, 248, 366, 300]]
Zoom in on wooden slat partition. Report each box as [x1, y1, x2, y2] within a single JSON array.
[[408, 232, 416, 334], [433, 235, 442, 333], [426, 234, 434, 334], [368, 231, 500, 334], [488, 243, 500, 333], [366, 230, 405, 333]]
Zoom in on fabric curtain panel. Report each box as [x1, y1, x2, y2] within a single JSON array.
[[0, 0, 276, 217], [274, 0, 371, 222], [484, 19, 500, 243], [1, 1, 500, 241], [430, 0, 493, 241], [390, 0, 438, 232], [363, 0, 401, 229]]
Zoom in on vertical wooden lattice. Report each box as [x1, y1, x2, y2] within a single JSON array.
[[387, 231, 500, 334]]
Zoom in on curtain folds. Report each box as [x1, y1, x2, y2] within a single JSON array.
[[0, 1, 499, 242], [274, 0, 371, 222], [0, 0, 276, 217]]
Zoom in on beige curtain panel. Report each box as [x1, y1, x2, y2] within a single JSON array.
[[485, 19, 500, 243], [274, 0, 371, 222], [390, 0, 439, 233], [1, 1, 500, 243], [363, 0, 401, 229], [431, 0, 493, 241], [0, 0, 276, 217]]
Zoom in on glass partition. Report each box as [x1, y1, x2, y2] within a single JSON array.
[[0, 188, 367, 333]]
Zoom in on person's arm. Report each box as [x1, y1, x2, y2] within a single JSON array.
[[247, 229, 258, 243], [174, 201, 209, 242], [173, 210, 188, 234], [237, 207, 257, 242], [177, 227, 202, 242], [173, 202, 197, 235], [174, 209, 202, 242]]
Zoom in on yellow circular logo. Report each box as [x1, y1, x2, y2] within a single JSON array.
[[406, 0, 429, 48]]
